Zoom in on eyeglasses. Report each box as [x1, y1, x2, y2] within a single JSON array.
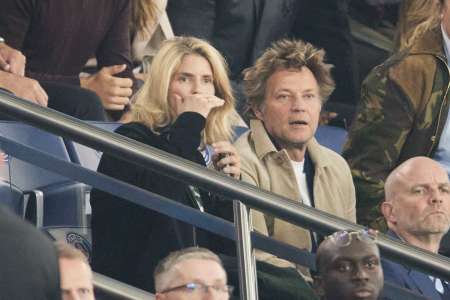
[[160, 282, 235, 296], [325, 229, 378, 247]]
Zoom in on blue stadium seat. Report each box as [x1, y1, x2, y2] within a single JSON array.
[[229, 124, 347, 154], [65, 122, 121, 171], [0, 122, 88, 227], [0, 180, 24, 216], [314, 125, 348, 153]]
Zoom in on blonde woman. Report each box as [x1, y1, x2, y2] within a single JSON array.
[[130, 0, 174, 75], [90, 36, 241, 292]]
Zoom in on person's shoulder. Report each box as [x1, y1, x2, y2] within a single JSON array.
[[115, 122, 154, 140], [364, 46, 438, 94], [234, 130, 256, 158]]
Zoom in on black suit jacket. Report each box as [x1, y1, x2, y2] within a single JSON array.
[[167, 0, 300, 79], [382, 231, 445, 300], [167, 0, 256, 79], [292, 0, 358, 121], [250, 0, 299, 63]]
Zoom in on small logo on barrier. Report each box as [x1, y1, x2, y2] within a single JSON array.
[[66, 232, 92, 261]]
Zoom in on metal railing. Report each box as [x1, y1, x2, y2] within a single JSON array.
[[0, 92, 449, 298], [94, 273, 155, 300]]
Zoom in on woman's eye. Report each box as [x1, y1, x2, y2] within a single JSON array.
[[178, 76, 189, 82]]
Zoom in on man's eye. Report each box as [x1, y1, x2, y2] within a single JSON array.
[[365, 259, 379, 270], [412, 187, 426, 195], [78, 288, 91, 295], [440, 186, 450, 193], [178, 76, 189, 82], [336, 263, 352, 272], [304, 93, 315, 100], [203, 77, 213, 84], [276, 94, 289, 100]]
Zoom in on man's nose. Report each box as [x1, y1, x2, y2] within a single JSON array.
[[430, 188, 444, 204], [353, 265, 370, 281], [291, 95, 306, 111]]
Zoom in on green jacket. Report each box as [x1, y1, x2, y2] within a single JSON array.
[[343, 27, 450, 228]]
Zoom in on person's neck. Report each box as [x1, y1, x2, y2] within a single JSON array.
[[286, 147, 306, 162], [266, 131, 306, 162], [394, 229, 442, 253]]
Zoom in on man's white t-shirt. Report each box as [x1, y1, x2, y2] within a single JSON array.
[[290, 160, 312, 207]]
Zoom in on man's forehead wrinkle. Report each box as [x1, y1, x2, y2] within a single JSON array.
[[387, 158, 450, 199]]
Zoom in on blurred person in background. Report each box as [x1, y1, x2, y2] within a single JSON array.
[[293, 0, 359, 127], [0, 40, 106, 120], [130, 0, 174, 78], [0, 205, 60, 299], [343, 0, 450, 229], [0, 0, 136, 120]]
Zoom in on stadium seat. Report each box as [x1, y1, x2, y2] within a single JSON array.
[[0, 180, 24, 215], [230, 124, 348, 153], [315, 125, 348, 153], [0, 122, 87, 227], [65, 122, 121, 171]]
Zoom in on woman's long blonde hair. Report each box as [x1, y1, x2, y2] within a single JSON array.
[[131, 36, 239, 145], [395, 0, 444, 51], [130, 0, 159, 38]]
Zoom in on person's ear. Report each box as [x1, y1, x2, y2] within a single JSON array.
[[252, 103, 264, 120], [380, 200, 396, 224], [313, 275, 326, 298]]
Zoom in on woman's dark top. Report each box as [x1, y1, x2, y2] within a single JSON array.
[[90, 112, 208, 292]]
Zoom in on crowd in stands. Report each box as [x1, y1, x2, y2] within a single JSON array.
[[2, 0, 450, 299]]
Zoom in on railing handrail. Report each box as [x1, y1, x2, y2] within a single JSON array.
[[93, 272, 155, 300], [0, 133, 427, 300], [1, 92, 450, 282]]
